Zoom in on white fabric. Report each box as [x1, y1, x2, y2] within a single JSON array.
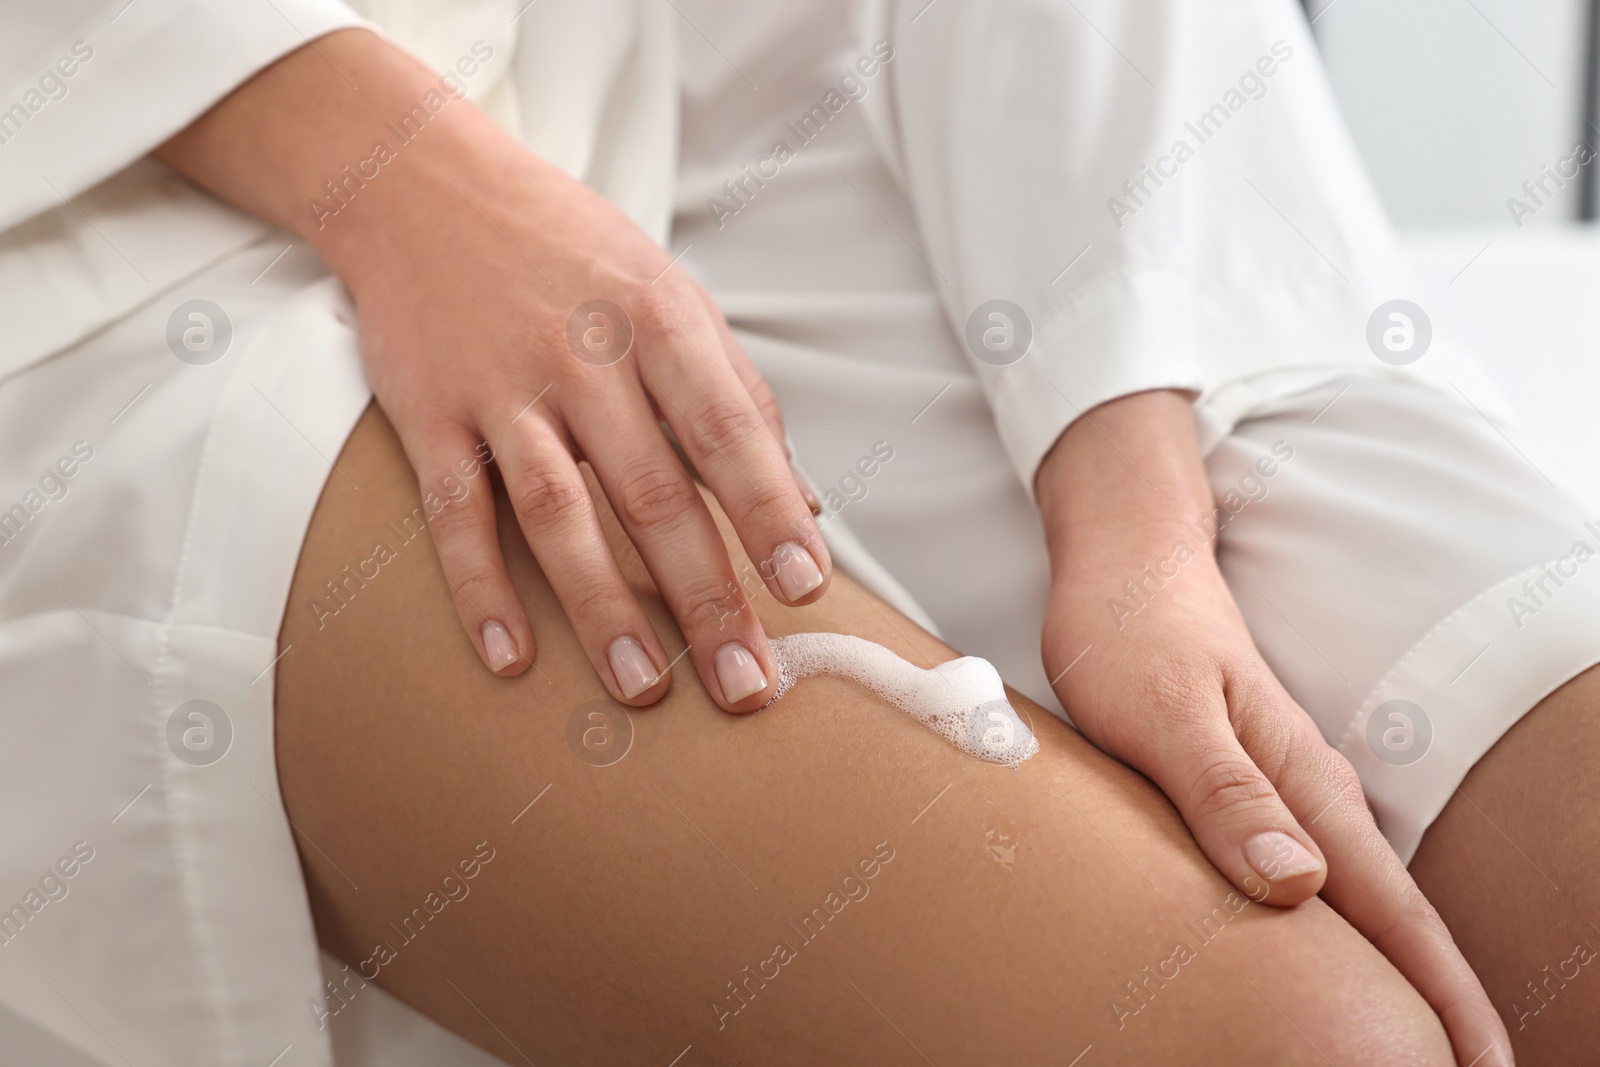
[[857, 0, 1516, 492], [0, 239, 372, 1066], [0, 0, 367, 383], [1206, 377, 1600, 861]]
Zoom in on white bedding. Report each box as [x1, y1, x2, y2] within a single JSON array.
[[1406, 226, 1600, 509]]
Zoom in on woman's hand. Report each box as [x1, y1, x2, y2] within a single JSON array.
[[156, 30, 828, 709], [1037, 390, 1510, 1066]]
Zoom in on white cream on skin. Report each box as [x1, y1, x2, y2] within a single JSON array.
[[766, 633, 1040, 766]]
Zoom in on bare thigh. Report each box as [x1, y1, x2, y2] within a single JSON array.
[[1411, 669, 1600, 1066], [275, 405, 1452, 1066]]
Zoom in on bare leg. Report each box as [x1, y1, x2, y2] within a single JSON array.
[[1411, 669, 1600, 1066], [275, 405, 1453, 1065]]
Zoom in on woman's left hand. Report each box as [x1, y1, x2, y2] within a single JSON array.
[[1037, 389, 1511, 1067]]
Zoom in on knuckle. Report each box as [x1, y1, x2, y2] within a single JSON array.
[[693, 396, 763, 455], [511, 467, 589, 534], [448, 569, 500, 613], [739, 479, 796, 529], [563, 578, 631, 627], [627, 282, 692, 338], [423, 494, 478, 537], [1368, 880, 1444, 947], [677, 577, 748, 635], [615, 462, 698, 532], [1317, 749, 1367, 809], [1188, 753, 1279, 824], [747, 380, 785, 432], [1232, 706, 1297, 778]]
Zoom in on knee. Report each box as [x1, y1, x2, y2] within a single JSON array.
[[1227, 902, 1455, 1066], [1292, 967, 1453, 1065]]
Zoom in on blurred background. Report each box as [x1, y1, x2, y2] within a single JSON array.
[[1305, 0, 1600, 504], [1308, 0, 1595, 227]]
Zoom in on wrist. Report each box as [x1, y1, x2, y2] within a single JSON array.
[[1035, 389, 1215, 577], [303, 115, 535, 292], [266, 38, 529, 286], [155, 28, 529, 289]]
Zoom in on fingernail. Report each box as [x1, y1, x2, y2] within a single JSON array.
[[1244, 831, 1323, 882], [715, 642, 768, 703], [481, 621, 519, 672], [772, 541, 824, 601], [608, 636, 659, 698], [790, 461, 823, 516]]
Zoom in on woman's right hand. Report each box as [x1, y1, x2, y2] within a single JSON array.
[[157, 29, 829, 710]]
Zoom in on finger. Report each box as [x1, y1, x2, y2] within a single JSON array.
[[1131, 672, 1328, 907], [571, 389, 778, 712], [690, 285, 822, 515], [634, 286, 831, 607], [1246, 693, 1513, 1066], [400, 423, 535, 677], [492, 416, 673, 706], [691, 285, 787, 447]]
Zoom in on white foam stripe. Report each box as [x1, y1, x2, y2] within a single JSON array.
[[767, 633, 1040, 766]]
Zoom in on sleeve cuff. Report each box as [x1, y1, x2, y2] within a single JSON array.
[[982, 266, 1204, 499]]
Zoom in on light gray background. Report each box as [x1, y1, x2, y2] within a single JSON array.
[[1312, 0, 1593, 227]]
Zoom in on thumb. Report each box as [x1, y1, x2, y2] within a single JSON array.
[[1141, 709, 1328, 907]]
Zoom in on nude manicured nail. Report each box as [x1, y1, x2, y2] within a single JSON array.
[[1244, 831, 1323, 882], [772, 541, 824, 601], [482, 621, 519, 672], [715, 643, 768, 703], [609, 636, 659, 698]]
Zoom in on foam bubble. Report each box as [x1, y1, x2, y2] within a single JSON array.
[[766, 633, 1039, 766]]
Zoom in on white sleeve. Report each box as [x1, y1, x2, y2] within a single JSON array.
[[879, 0, 1207, 492], [0, 0, 370, 234], [875, 0, 1432, 494]]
